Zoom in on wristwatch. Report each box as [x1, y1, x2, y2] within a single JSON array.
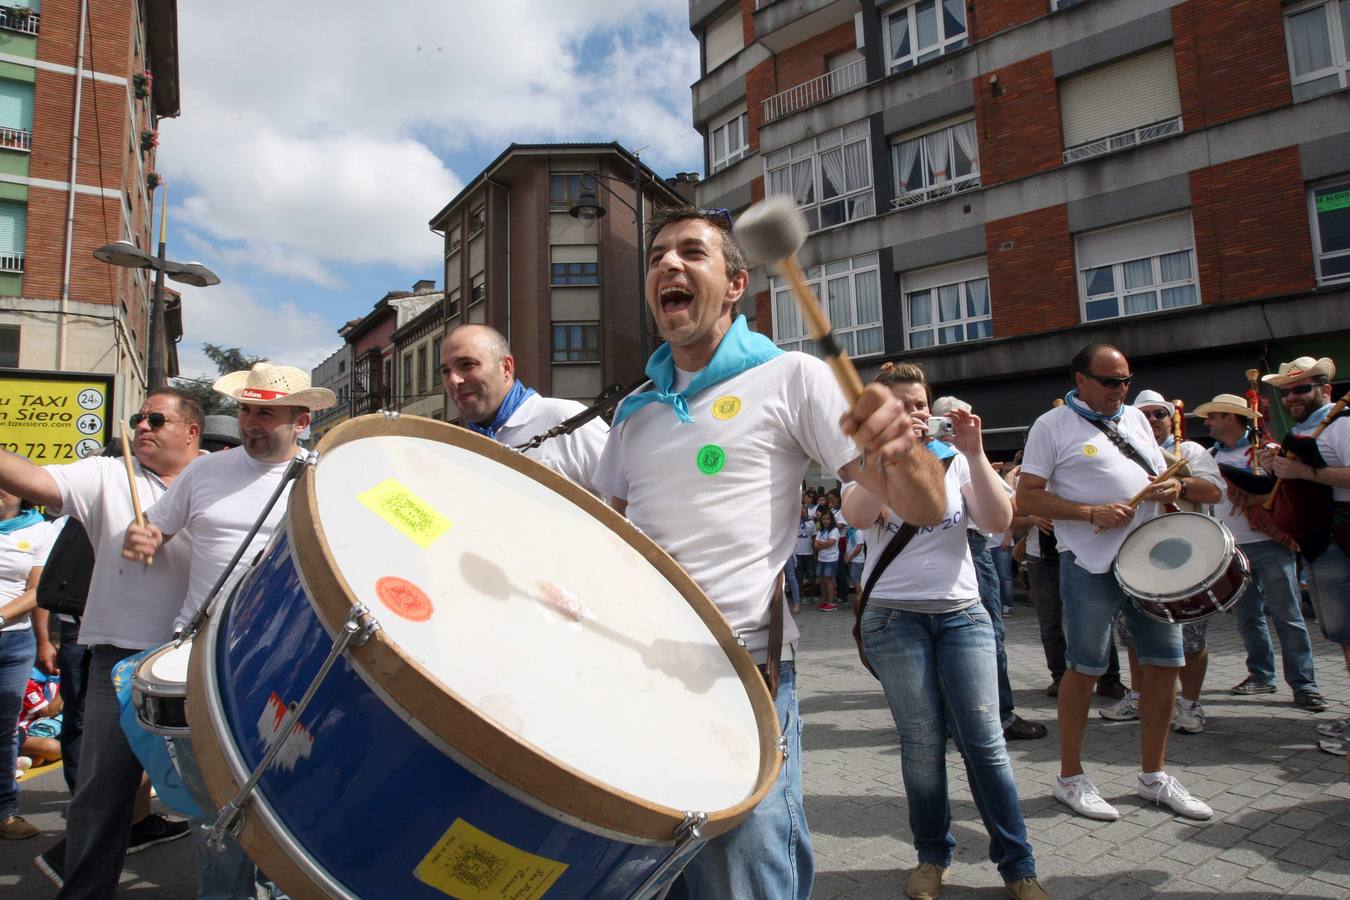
[[0, 613, 7, 629], [1178, 479, 1189, 500]]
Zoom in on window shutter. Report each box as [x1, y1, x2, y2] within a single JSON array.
[[1060, 46, 1181, 148], [0, 79, 33, 132], [705, 9, 743, 71]]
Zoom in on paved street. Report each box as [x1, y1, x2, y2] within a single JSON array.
[[2, 597, 1349, 898]]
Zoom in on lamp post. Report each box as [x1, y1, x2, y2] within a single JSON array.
[[568, 151, 650, 365], [94, 188, 220, 389]]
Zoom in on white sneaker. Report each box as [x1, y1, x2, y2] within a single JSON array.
[[1316, 716, 1350, 738], [1138, 773, 1212, 819], [1053, 775, 1120, 820], [1099, 693, 1139, 721], [1173, 700, 1205, 734]]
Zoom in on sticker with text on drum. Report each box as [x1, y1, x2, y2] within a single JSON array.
[[414, 817, 568, 900], [357, 478, 452, 549]]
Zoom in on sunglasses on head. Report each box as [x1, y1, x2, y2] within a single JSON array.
[[699, 207, 733, 229], [1144, 409, 1172, 420], [129, 412, 174, 429], [1278, 383, 1320, 398], [1085, 373, 1133, 389]]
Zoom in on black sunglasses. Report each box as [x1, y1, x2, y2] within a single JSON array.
[[699, 207, 733, 229], [1144, 409, 1172, 420], [1278, 383, 1320, 398], [129, 412, 175, 429], [1085, 373, 1134, 389]]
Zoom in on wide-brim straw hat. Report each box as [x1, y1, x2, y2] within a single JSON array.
[[1261, 356, 1335, 387], [1192, 393, 1256, 420], [213, 362, 336, 411], [1131, 389, 1174, 418]]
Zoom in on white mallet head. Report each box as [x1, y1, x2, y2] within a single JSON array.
[[733, 196, 809, 268]]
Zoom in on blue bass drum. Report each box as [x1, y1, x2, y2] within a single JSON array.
[[186, 415, 781, 899]]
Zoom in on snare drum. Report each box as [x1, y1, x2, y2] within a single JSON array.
[[1114, 512, 1251, 624], [133, 639, 193, 736], [187, 415, 781, 900]]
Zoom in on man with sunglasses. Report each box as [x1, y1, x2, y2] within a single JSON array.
[[1258, 357, 1350, 755], [0, 389, 203, 893], [1018, 345, 1211, 822]]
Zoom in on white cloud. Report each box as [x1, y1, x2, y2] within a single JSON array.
[[173, 282, 339, 382]]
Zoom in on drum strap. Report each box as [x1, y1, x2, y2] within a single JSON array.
[[1088, 419, 1157, 477], [511, 378, 651, 453], [765, 572, 784, 700]]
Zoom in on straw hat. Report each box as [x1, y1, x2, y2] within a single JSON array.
[[1131, 389, 1174, 418], [1191, 393, 1256, 420], [1260, 356, 1335, 387], [213, 362, 336, 410]]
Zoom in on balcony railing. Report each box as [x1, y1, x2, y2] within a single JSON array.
[[0, 126, 30, 153], [763, 58, 866, 125], [1062, 116, 1183, 165], [0, 252, 24, 273], [890, 175, 981, 210], [0, 7, 38, 35]]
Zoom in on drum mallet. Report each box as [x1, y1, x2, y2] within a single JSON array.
[[733, 196, 865, 404], [120, 418, 151, 567]]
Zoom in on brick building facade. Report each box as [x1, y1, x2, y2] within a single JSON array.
[[690, 0, 1350, 450]]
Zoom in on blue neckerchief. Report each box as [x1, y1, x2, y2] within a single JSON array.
[[926, 439, 958, 460], [612, 316, 783, 426], [466, 380, 537, 440], [1215, 435, 1251, 452], [1160, 435, 1175, 450], [1293, 403, 1334, 435], [0, 508, 43, 534], [1064, 390, 1123, 422]]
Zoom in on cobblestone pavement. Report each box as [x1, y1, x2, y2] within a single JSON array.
[[3, 597, 1349, 898], [796, 596, 1350, 899]]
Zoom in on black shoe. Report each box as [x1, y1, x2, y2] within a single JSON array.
[[1231, 677, 1277, 696], [1096, 680, 1127, 700], [1004, 715, 1048, 740], [1046, 680, 1061, 698], [126, 812, 190, 855], [1295, 690, 1330, 712], [35, 840, 63, 888]]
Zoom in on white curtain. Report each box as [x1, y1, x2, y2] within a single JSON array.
[[842, 140, 869, 191], [1288, 7, 1333, 76], [896, 138, 920, 192], [1123, 258, 1154, 290], [937, 284, 961, 322], [820, 147, 848, 199], [1159, 250, 1191, 282], [924, 130, 950, 183], [828, 277, 852, 327], [966, 278, 989, 318], [791, 160, 814, 204], [953, 120, 979, 173]]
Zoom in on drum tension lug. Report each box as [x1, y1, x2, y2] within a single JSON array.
[[732, 631, 746, 649], [379, 408, 401, 420], [674, 810, 707, 845]]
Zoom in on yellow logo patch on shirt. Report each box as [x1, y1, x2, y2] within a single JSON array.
[[1083, 444, 1098, 457], [711, 396, 742, 420], [16, 540, 29, 551]]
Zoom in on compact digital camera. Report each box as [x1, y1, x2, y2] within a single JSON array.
[[926, 416, 955, 439]]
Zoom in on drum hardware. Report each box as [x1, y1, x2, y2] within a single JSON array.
[[628, 811, 708, 900], [733, 630, 746, 648], [177, 451, 318, 646], [205, 602, 380, 851], [379, 409, 400, 420]]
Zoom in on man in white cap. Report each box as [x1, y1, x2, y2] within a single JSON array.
[[1103, 391, 1223, 733], [440, 324, 608, 494], [1200, 392, 1324, 712], [1258, 357, 1350, 755]]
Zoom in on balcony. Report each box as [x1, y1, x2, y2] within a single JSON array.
[[1063, 117, 1183, 165], [763, 58, 866, 125], [0, 7, 38, 36], [0, 252, 24, 273], [0, 126, 30, 153], [890, 175, 981, 210]]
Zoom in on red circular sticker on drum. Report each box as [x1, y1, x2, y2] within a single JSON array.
[[375, 576, 433, 622]]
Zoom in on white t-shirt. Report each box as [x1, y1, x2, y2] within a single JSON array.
[[815, 527, 841, 563], [48, 455, 199, 650], [0, 516, 56, 631], [146, 447, 297, 630], [1315, 415, 1350, 502], [794, 517, 816, 557], [594, 352, 858, 658], [1021, 404, 1165, 574], [852, 454, 978, 608], [847, 527, 867, 564], [1209, 441, 1269, 544], [490, 392, 609, 495]]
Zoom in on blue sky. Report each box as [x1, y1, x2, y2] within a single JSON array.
[[155, 1, 703, 380]]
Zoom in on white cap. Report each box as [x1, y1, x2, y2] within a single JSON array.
[[1131, 389, 1174, 418]]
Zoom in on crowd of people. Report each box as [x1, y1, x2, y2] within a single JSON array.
[[0, 200, 1347, 900]]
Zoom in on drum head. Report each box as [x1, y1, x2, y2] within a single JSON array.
[[1115, 512, 1231, 601], [143, 640, 192, 687], [290, 415, 779, 840]]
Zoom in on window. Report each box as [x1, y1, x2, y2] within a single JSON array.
[[402, 352, 413, 402], [552, 323, 600, 362], [765, 122, 875, 231], [0, 201, 26, 272], [1311, 179, 1350, 284], [338, 358, 346, 374], [771, 253, 883, 356], [891, 118, 980, 207], [1075, 212, 1199, 321], [551, 261, 598, 286], [417, 345, 428, 395], [446, 287, 461, 320], [883, 0, 968, 74], [1051, 0, 1087, 9], [1285, 0, 1350, 101], [902, 258, 992, 348], [710, 108, 748, 174], [1060, 46, 1183, 164], [469, 205, 485, 235], [0, 79, 32, 152], [448, 225, 461, 256], [0, 325, 17, 367], [550, 174, 586, 206], [382, 357, 394, 405], [470, 274, 485, 306]]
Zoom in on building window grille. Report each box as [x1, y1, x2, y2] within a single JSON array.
[[772, 254, 883, 356]]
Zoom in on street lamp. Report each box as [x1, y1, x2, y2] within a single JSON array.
[[569, 151, 650, 365], [94, 189, 220, 389]]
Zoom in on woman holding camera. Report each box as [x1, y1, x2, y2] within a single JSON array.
[[841, 362, 1045, 900]]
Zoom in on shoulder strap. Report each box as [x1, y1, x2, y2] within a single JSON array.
[[1088, 418, 1157, 477], [852, 456, 954, 677], [510, 377, 651, 452]]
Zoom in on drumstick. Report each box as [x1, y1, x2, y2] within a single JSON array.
[[1093, 456, 1189, 533], [120, 418, 152, 567], [1262, 387, 1350, 510], [734, 197, 865, 403]]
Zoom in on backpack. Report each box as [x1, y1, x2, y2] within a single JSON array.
[[36, 518, 95, 618]]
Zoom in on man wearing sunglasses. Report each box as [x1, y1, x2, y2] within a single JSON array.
[[1018, 345, 1211, 823], [0, 389, 204, 893], [1258, 357, 1350, 757]]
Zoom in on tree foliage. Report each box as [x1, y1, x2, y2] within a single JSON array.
[[170, 343, 268, 417]]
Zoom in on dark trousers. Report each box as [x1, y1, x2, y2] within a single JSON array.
[[57, 618, 90, 794]]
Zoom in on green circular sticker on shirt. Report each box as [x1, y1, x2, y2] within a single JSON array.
[[696, 444, 726, 475]]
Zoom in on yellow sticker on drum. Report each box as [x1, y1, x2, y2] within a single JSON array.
[[1083, 444, 1098, 457], [414, 818, 568, 900], [357, 479, 451, 549]]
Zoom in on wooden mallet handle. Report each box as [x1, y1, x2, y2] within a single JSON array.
[[778, 254, 865, 403], [120, 419, 151, 566]]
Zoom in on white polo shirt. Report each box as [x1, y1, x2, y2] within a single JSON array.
[[595, 352, 858, 658], [1210, 442, 1270, 544], [1021, 404, 1165, 574], [1315, 415, 1350, 502], [47, 455, 198, 649], [491, 393, 609, 496], [0, 516, 56, 631]]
